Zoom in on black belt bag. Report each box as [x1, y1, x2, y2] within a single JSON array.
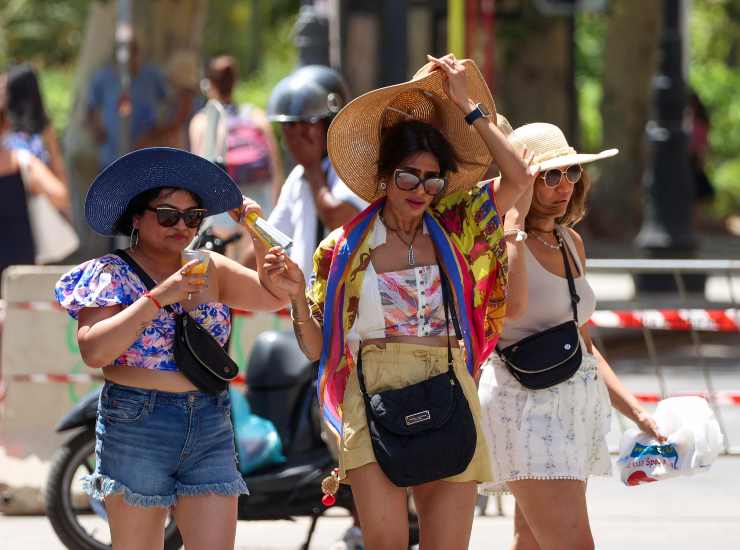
[[115, 250, 238, 394], [497, 231, 583, 390], [356, 270, 477, 487]]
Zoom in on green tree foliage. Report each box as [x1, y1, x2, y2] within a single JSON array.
[[689, 0, 740, 216], [0, 0, 90, 66], [575, 0, 740, 217], [1, 1, 299, 131]]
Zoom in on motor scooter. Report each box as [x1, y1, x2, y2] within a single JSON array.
[[45, 330, 359, 550]]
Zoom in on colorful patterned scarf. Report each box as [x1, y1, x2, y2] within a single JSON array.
[[307, 184, 507, 436]]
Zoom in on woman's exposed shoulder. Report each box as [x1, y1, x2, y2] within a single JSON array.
[[562, 226, 587, 263]]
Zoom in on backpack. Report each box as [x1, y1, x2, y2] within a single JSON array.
[[224, 105, 273, 186]]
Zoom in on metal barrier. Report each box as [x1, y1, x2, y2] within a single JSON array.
[[586, 258, 740, 456]]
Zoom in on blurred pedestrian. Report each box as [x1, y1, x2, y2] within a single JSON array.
[[268, 54, 532, 550], [86, 38, 169, 169], [478, 122, 666, 550], [2, 63, 68, 187], [189, 55, 282, 215], [0, 72, 70, 277], [251, 64, 366, 277], [53, 147, 295, 550]]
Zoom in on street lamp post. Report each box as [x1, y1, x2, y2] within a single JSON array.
[[635, 0, 698, 291]]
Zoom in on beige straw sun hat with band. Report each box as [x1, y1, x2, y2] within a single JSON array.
[[508, 122, 619, 172], [327, 59, 498, 203]]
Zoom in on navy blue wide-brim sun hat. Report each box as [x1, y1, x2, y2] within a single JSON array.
[[85, 147, 243, 236]]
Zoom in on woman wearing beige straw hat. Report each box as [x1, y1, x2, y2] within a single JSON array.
[[260, 54, 533, 549], [478, 122, 665, 550]]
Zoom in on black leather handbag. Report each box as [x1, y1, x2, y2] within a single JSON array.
[[497, 232, 583, 390], [115, 250, 238, 394], [356, 270, 477, 487]]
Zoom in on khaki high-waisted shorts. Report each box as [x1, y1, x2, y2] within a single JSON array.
[[337, 342, 493, 484]]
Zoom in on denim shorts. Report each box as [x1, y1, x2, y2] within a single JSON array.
[[83, 382, 248, 508]]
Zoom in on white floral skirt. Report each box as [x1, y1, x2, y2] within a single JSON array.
[[478, 352, 612, 495]]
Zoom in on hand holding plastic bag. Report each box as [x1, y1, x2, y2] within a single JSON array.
[[617, 396, 723, 486]]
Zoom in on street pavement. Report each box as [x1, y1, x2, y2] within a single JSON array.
[[2, 456, 739, 549]]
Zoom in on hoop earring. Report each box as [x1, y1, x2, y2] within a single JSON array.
[[130, 227, 140, 248], [379, 180, 387, 192]]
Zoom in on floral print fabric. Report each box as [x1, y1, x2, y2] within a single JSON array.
[[478, 353, 612, 494], [376, 266, 448, 338], [307, 183, 507, 435], [55, 254, 231, 371]]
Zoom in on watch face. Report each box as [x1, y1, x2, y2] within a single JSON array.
[[478, 103, 491, 117]]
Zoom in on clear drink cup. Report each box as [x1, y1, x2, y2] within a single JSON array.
[[180, 249, 210, 278]]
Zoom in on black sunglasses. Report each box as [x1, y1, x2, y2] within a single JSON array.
[[146, 207, 207, 228], [394, 169, 447, 196], [540, 164, 583, 188]]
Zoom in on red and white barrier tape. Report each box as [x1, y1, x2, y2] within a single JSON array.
[[633, 391, 740, 406], [590, 309, 739, 332], [6, 372, 247, 386], [8, 301, 738, 332], [5, 301, 290, 319]]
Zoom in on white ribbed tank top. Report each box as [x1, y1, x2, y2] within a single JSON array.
[[497, 227, 596, 350]]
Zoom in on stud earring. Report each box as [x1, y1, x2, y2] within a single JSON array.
[[379, 180, 387, 192], [130, 227, 140, 248]]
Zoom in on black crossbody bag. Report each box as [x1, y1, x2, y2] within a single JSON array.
[[496, 231, 583, 390], [356, 269, 477, 487], [115, 250, 239, 394]]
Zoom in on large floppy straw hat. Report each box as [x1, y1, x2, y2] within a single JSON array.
[[327, 58, 497, 203], [509, 122, 618, 172]]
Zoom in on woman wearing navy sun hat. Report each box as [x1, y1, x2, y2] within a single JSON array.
[[54, 147, 294, 549]]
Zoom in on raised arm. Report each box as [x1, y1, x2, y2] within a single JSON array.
[[427, 54, 533, 214]]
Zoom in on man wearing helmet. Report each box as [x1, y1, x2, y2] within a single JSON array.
[[256, 65, 367, 280]]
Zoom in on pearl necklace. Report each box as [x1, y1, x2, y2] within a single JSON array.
[[528, 230, 562, 250]]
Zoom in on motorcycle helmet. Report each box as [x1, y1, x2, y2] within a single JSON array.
[[268, 65, 350, 123]]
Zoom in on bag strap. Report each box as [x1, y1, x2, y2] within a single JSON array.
[[556, 229, 580, 324], [355, 264, 461, 398], [114, 249, 178, 316]]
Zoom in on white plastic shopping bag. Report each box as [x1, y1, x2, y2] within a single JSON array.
[[617, 396, 723, 486]]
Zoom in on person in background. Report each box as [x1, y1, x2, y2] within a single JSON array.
[[0, 72, 69, 276], [86, 38, 169, 169], [478, 122, 665, 550], [189, 55, 283, 215], [135, 49, 203, 151], [251, 64, 366, 279], [2, 63, 68, 188]]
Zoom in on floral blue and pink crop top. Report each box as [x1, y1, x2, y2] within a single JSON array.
[[54, 254, 231, 372]]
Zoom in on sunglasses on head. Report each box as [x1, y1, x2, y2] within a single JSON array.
[[146, 206, 207, 228], [394, 169, 447, 196], [540, 164, 583, 188]]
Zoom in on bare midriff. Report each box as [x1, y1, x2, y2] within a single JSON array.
[[102, 364, 200, 392], [360, 334, 451, 350]]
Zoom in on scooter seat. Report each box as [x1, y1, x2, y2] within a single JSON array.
[[246, 330, 313, 389]]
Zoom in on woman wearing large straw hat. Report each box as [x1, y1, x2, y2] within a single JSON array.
[[477, 123, 666, 549], [53, 147, 295, 550], [263, 54, 533, 549]]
